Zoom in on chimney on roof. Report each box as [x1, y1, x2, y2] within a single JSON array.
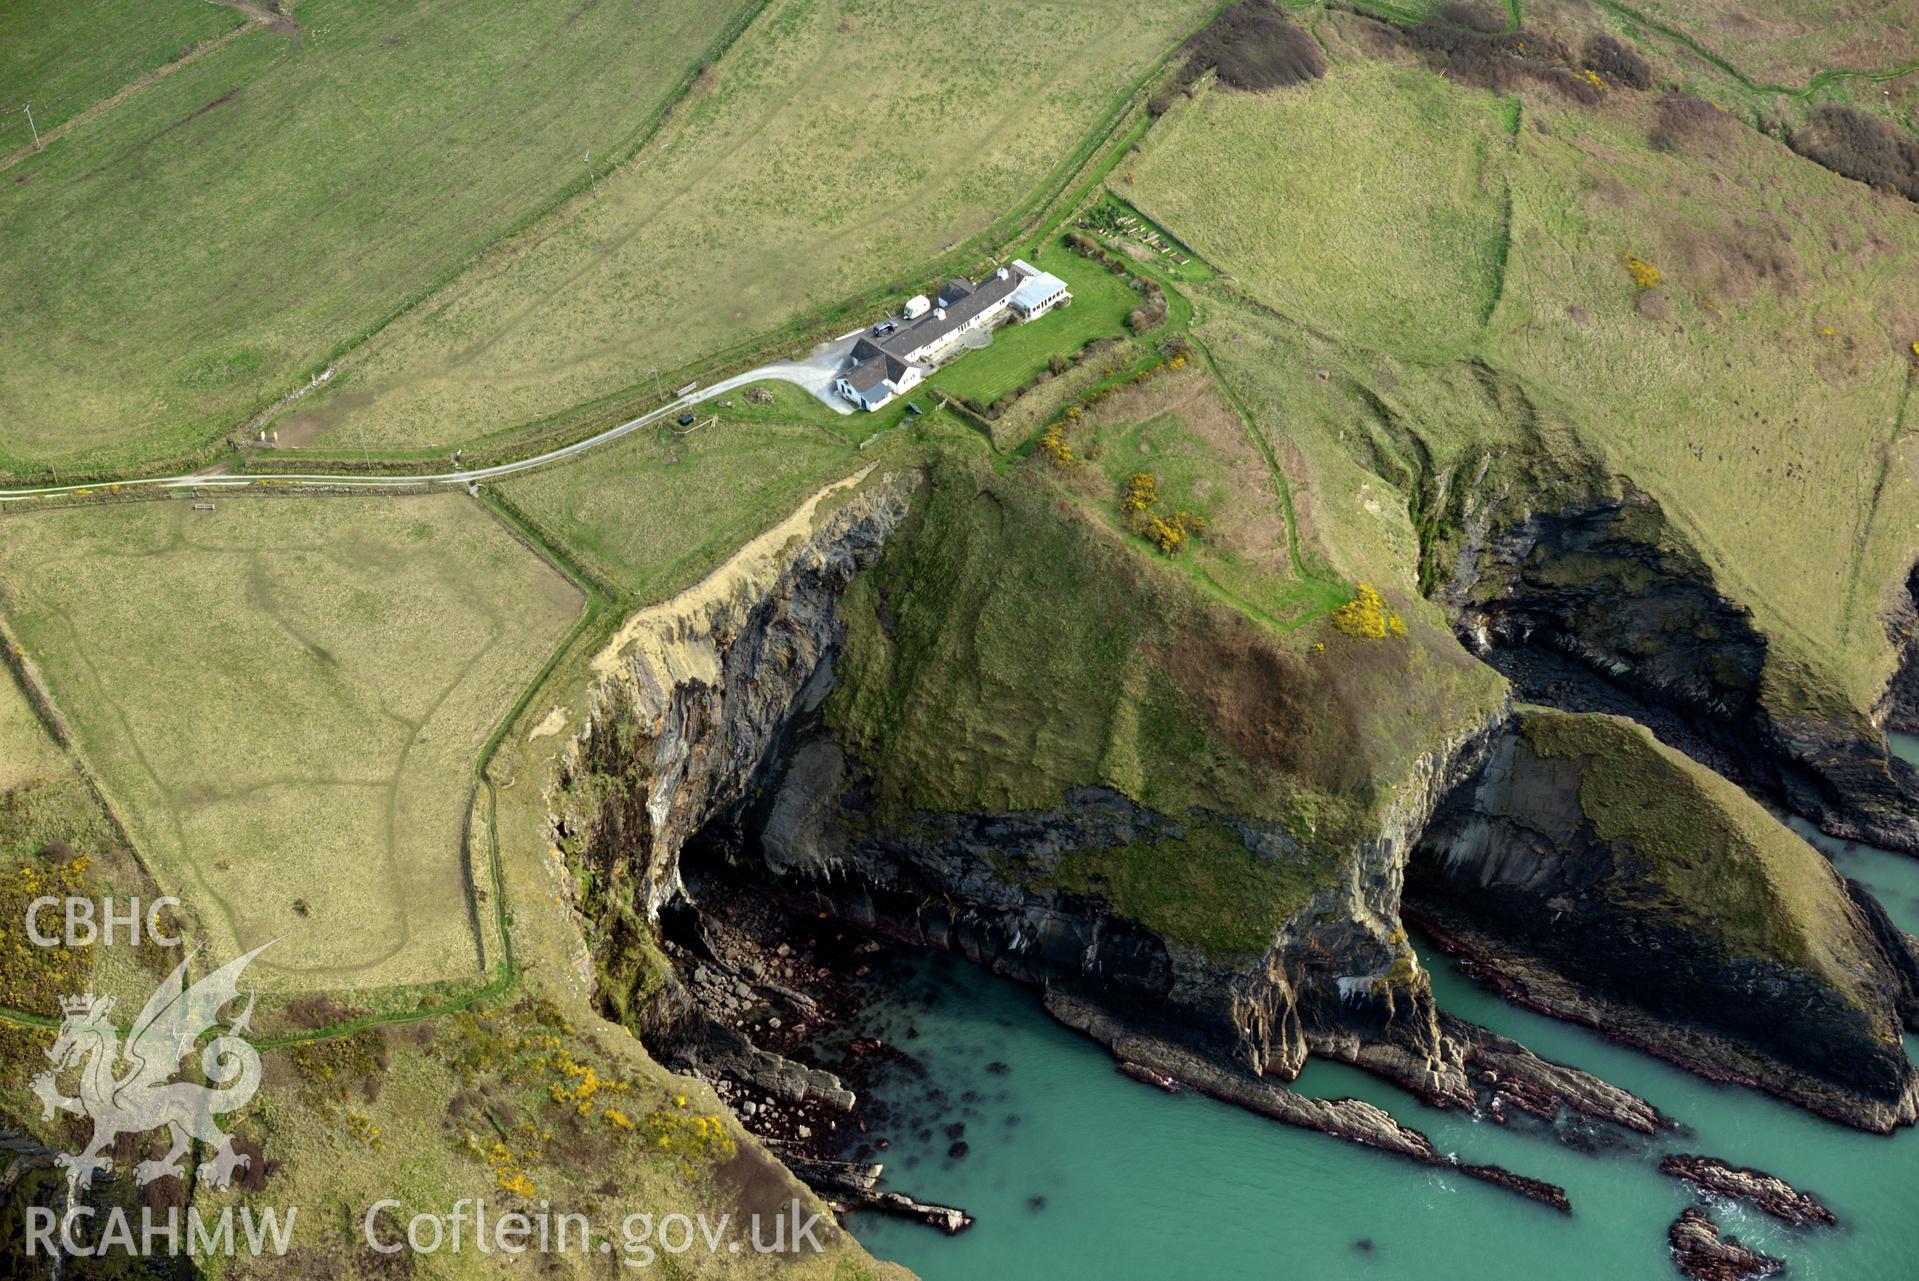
[[996, 267, 1008, 279], [934, 307, 946, 320]]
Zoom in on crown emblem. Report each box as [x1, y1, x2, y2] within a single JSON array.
[[60, 993, 110, 1019]]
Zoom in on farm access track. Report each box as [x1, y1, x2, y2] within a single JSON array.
[[0, 0, 1912, 1056]]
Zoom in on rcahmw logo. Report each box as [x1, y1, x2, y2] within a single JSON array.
[[26, 942, 295, 1259], [27, 1203, 295, 1261]]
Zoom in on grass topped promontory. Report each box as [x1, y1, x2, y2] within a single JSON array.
[[829, 449, 1506, 855], [0, 495, 582, 993], [1520, 708, 1877, 989]]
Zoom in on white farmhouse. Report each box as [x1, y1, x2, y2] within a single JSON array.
[[834, 260, 1073, 411]]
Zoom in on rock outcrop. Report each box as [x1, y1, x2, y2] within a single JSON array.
[[1410, 708, 1919, 1131], [1444, 487, 1919, 856], [547, 466, 914, 1031], [750, 736, 1493, 1103], [1668, 1208, 1783, 1281], [1659, 1154, 1836, 1228]]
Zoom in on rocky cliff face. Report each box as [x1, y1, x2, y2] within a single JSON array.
[[1408, 709, 1919, 1132], [1442, 487, 1919, 856], [547, 460, 1514, 1109], [546, 467, 914, 1027], [744, 705, 1503, 1102]]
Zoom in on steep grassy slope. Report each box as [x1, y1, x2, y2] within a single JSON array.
[[826, 450, 1508, 944], [0, 0, 753, 474]]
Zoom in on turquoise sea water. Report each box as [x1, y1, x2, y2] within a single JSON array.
[[828, 743, 1919, 1280]]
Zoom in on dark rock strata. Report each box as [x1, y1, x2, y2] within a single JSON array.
[[1443, 487, 1919, 856], [1410, 713, 1919, 1131], [1660, 1154, 1836, 1228], [1668, 1208, 1783, 1281]]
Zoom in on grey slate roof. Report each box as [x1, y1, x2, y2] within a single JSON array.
[[841, 267, 1025, 400], [842, 359, 893, 394], [878, 268, 1020, 359]]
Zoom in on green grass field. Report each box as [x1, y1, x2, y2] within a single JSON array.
[[1125, 61, 1513, 360], [0, 0, 754, 475], [495, 385, 864, 603], [0, 665, 66, 795], [0, 0, 245, 146], [0, 495, 581, 993], [282, 0, 1214, 456], [1486, 87, 1919, 708], [1127, 38, 1919, 715]]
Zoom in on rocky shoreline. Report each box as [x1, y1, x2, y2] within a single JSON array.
[[1668, 1208, 1783, 1281], [1406, 907, 1919, 1134], [1659, 1154, 1836, 1228]]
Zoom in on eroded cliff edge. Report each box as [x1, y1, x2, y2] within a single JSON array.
[[1435, 476, 1919, 857], [542, 459, 1701, 1208], [1408, 707, 1919, 1132]]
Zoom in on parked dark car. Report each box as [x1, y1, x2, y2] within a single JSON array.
[[678, 412, 695, 426], [872, 321, 897, 336]]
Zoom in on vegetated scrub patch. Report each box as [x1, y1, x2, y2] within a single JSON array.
[[1051, 364, 1306, 621], [1790, 104, 1919, 203], [0, 665, 187, 1068], [0, 495, 582, 992], [292, 0, 1216, 455], [1178, 0, 1325, 93], [494, 395, 861, 603], [0, 0, 753, 474], [0, 0, 246, 143], [1487, 89, 1919, 708], [1124, 61, 1510, 357], [1047, 816, 1342, 960]]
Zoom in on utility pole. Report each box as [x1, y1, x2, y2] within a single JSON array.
[[24, 102, 39, 149], [648, 368, 663, 403], [584, 150, 598, 199]]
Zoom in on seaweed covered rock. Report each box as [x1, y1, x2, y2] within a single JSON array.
[[1409, 708, 1919, 1131], [1668, 1208, 1782, 1281]]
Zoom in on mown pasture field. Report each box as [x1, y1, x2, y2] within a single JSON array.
[[0, 0, 244, 146], [495, 382, 864, 603], [927, 239, 1148, 406], [1125, 60, 1513, 360], [0, 495, 581, 993], [285, 0, 1215, 455], [0, 0, 753, 475]]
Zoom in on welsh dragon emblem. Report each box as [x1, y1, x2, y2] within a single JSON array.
[[31, 942, 272, 1193]]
